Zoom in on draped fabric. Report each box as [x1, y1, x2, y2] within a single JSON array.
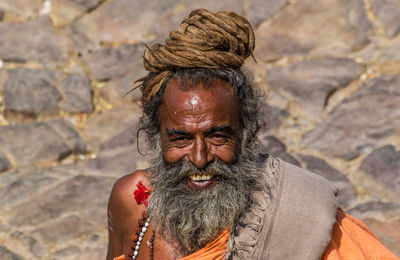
[[113, 210, 398, 260], [323, 208, 398, 260], [112, 228, 230, 260], [177, 228, 230, 260]]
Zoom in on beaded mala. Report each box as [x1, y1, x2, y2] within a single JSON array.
[[148, 229, 156, 259], [128, 211, 155, 259]]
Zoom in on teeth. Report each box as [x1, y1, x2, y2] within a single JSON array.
[[189, 174, 212, 181]]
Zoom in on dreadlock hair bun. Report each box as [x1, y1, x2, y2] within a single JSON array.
[[138, 8, 255, 103]]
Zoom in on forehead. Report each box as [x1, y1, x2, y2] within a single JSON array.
[[160, 78, 240, 129]]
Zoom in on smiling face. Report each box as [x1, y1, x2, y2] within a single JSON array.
[[159, 77, 243, 189], [148, 75, 269, 252]]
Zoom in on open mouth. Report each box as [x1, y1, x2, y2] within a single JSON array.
[[188, 174, 213, 181], [187, 174, 216, 189]]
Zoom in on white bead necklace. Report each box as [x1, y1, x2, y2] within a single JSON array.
[[131, 217, 151, 259]]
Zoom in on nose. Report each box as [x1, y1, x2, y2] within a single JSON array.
[[189, 136, 213, 169]]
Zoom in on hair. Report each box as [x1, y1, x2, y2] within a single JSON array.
[[134, 10, 272, 252], [137, 67, 265, 153], [136, 9, 255, 104], [147, 143, 270, 252], [134, 9, 263, 153]]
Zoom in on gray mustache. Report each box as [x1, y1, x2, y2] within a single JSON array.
[[156, 159, 239, 185]]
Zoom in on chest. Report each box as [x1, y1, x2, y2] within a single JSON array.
[[122, 223, 187, 260]]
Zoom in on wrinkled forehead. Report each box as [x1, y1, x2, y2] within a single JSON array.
[[161, 77, 239, 117]]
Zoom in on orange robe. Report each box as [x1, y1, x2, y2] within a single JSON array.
[[323, 209, 398, 260], [112, 228, 229, 260], [114, 209, 398, 260], [178, 228, 230, 260]]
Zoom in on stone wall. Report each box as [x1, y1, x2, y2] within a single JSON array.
[[0, 0, 399, 258]]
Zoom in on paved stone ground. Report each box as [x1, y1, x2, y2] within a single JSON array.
[[0, 0, 399, 258]]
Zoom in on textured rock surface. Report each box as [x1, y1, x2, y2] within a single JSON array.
[[100, 74, 142, 104], [32, 215, 97, 245], [255, 0, 372, 61], [86, 124, 152, 176], [363, 218, 400, 256], [372, 0, 400, 37], [67, 0, 180, 53], [302, 74, 400, 159], [0, 16, 68, 67], [299, 155, 357, 208], [266, 57, 364, 116], [0, 152, 11, 173], [0, 9, 4, 21], [0, 246, 23, 260], [4, 68, 62, 117], [59, 73, 93, 113], [0, 172, 111, 259], [263, 104, 289, 132], [51, 0, 104, 26], [0, 165, 76, 208], [0, 120, 86, 165], [8, 175, 115, 227], [4, 69, 94, 116], [261, 136, 300, 166], [359, 145, 400, 195], [83, 105, 139, 150], [52, 246, 81, 259], [348, 201, 400, 222], [0, 0, 42, 20], [86, 145, 140, 177], [149, 0, 244, 42], [1, 0, 400, 257], [2, 231, 47, 259], [379, 37, 400, 68], [82, 43, 146, 81], [247, 0, 287, 27]]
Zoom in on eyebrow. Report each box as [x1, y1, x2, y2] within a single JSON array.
[[206, 125, 235, 135], [166, 129, 191, 136], [166, 125, 234, 137]]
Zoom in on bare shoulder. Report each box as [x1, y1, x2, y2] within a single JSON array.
[[107, 169, 151, 233], [107, 169, 151, 259], [111, 169, 151, 199], [108, 169, 151, 219]]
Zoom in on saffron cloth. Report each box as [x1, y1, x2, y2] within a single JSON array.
[[113, 209, 398, 259]]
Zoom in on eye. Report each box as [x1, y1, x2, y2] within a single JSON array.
[[208, 133, 230, 145], [171, 136, 193, 147]]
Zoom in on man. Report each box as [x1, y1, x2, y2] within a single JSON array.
[[107, 9, 398, 260]]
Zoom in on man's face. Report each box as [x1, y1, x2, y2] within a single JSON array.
[[159, 77, 243, 190], [149, 77, 267, 252]]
